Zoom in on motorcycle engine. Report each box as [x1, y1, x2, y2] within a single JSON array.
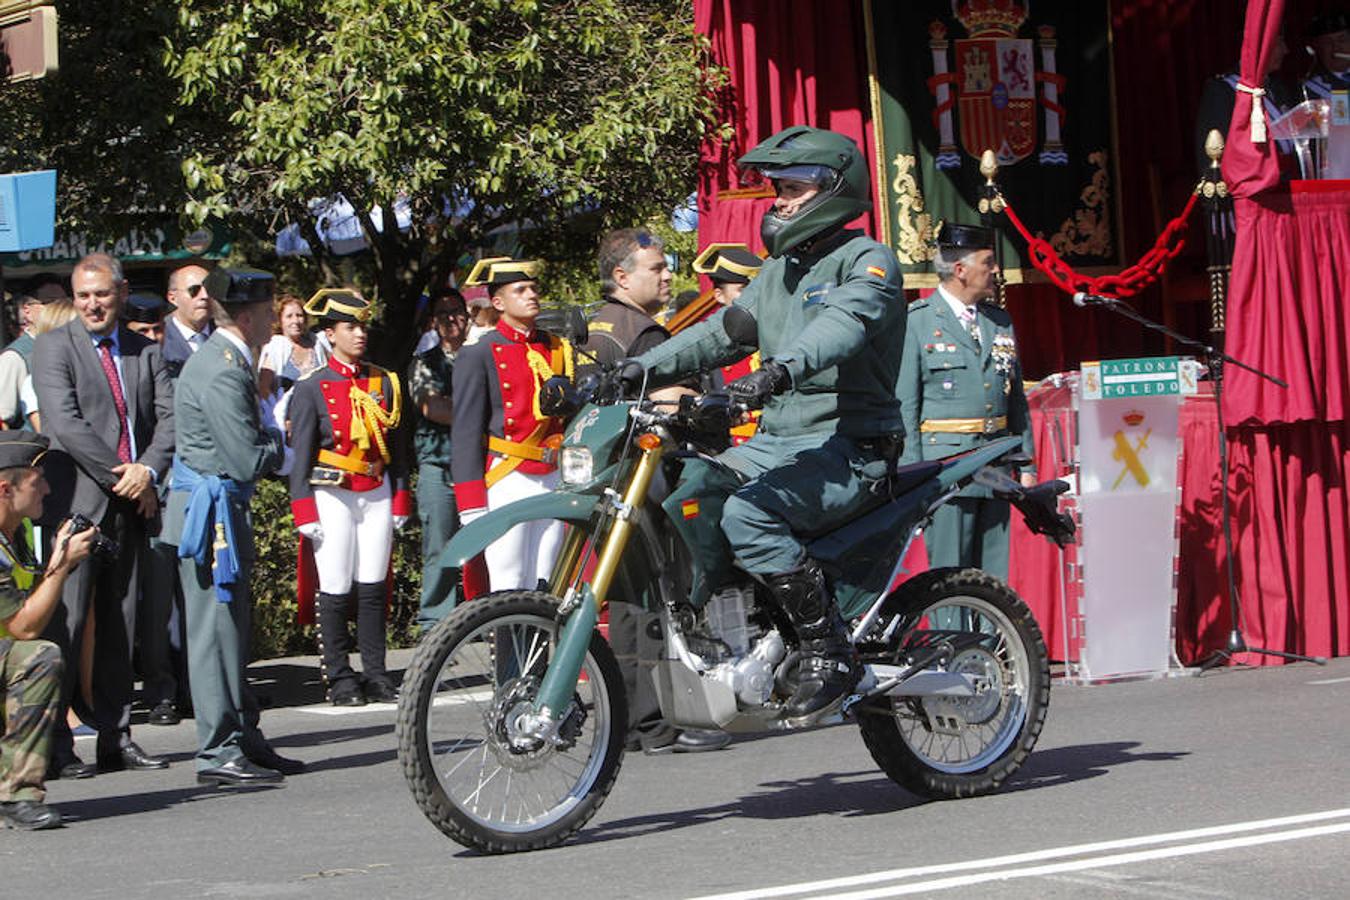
[[702, 585, 787, 708]]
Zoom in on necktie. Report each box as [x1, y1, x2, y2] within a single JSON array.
[[97, 338, 133, 463], [962, 306, 982, 349]]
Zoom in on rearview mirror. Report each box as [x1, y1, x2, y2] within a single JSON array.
[[722, 305, 758, 348], [536, 307, 589, 346]]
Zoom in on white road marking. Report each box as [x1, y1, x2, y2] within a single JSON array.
[[817, 823, 1350, 899], [295, 688, 495, 715], [689, 808, 1350, 900], [1307, 676, 1350, 685]]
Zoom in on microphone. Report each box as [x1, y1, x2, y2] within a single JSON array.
[[1073, 292, 1119, 307]]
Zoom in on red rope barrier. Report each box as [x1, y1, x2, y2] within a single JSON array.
[[1000, 190, 1199, 299]]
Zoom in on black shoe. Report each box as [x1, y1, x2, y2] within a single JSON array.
[[248, 748, 306, 776], [196, 758, 285, 786], [148, 701, 181, 726], [673, 729, 732, 753], [0, 800, 62, 831], [99, 741, 170, 772], [47, 755, 97, 781], [329, 689, 367, 707], [363, 679, 399, 704], [624, 716, 678, 754]]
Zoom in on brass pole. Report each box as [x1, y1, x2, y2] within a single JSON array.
[[979, 149, 1008, 307]]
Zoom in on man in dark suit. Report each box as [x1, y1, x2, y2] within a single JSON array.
[[32, 252, 175, 778], [161, 263, 214, 378]]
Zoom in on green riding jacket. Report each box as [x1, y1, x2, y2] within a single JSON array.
[[639, 229, 905, 440]]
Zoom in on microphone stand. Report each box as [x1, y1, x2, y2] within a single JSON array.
[[1084, 134, 1324, 669]]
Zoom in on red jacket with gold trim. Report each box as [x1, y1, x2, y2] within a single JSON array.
[[450, 320, 566, 512], [288, 356, 411, 527]]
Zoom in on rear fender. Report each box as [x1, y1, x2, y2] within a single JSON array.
[[932, 435, 1024, 491]]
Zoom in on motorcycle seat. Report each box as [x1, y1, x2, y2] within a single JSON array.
[[880, 460, 943, 498]]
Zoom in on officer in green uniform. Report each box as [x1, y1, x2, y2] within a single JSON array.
[[634, 126, 905, 718], [0, 432, 96, 830], [897, 223, 1034, 578], [162, 268, 304, 786], [408, 288, 468, 630]]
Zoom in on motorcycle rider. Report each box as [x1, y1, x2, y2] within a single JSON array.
[[630, 126, 905, 718]]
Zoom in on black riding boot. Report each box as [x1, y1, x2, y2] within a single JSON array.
[[316, 591, 363, 705], [355, 581, 396, 702], [765, 560, 860, 718]]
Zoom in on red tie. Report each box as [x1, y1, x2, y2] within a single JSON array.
[[97, 338, 133, 464]]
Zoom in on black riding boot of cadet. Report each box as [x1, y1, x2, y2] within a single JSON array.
[[316, 591, 363, 705], [355, 581, 397, 702], [766, 560, 860, 718]]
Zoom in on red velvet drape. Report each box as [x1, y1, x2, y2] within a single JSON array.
[[1221, 0, 1286, 198], [1226, 187, 1350, 424], [693, 0, 878, 258]]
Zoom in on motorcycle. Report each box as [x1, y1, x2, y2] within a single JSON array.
[[395, 308, 1075, 853]]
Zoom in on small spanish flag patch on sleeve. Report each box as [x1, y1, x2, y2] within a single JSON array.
[[681, 499, 700, 520], [866, 265, 887, 278]]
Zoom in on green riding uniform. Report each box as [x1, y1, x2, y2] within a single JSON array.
[[896, 223, 1033, 578], [634, 126, 905, 718]]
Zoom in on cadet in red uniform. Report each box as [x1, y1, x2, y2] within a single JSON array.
[[288, 290, 409, 706], [451, 259, 572, 594], [692, 243, 764, 445]]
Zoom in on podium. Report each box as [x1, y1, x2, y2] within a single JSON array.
[[1056, 357, 1199, 683]]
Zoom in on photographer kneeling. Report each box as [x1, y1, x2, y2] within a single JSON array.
[[0, 432, 95, 830]]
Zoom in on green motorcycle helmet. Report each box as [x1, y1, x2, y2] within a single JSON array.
[[738, 126, 872, 257]]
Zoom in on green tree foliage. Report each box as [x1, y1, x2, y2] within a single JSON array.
[[166, 0, 720, 360], [0, 2, 192, 236]]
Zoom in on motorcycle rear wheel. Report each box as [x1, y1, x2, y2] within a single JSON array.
[[857, 567, 1049, 799], [396, 590, 627, 853]]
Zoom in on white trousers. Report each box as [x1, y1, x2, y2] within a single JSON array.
[[313, 479, 393, 594], [484, 469, 564, 592]]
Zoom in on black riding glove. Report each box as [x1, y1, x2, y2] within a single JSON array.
[[726, 359, 791, 410]]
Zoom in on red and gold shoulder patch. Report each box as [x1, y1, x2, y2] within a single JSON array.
[[680, 499, 699, 520], [866, 265, 887, 279]]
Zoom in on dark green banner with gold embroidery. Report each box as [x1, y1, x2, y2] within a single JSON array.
[[866, 0, 1119, 286]]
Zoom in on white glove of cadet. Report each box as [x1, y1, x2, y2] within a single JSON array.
[[459, 507, 487, 526], [393, 515, 409, 530], [298, 521, 324, 542]]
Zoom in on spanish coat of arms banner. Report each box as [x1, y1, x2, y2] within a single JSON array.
[[866, 0, 1121, 285]]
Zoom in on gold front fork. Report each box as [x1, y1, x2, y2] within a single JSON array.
[[587, 437, 665, 611], [547, 526, 588, 595]]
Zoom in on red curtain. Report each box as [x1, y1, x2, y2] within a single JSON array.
[[693, 0, 879, 258], [1223, 420, 1350, 662], [1225, 187, 1350, 425], [1221, 0, 1286, 198]]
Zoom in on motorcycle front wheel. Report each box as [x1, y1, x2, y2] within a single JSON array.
[[857, 567, 1050, 799], [396, 590, 627, 853]]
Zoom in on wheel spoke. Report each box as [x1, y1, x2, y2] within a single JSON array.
[[400, 600, 619, 845]]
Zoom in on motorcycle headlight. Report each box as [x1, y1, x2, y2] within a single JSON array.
[[560, 447, 594, 485]]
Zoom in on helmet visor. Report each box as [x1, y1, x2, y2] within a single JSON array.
[[738, 162, 839, 190]]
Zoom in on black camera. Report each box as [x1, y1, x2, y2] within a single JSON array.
[[65, 514, 120, 560]]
